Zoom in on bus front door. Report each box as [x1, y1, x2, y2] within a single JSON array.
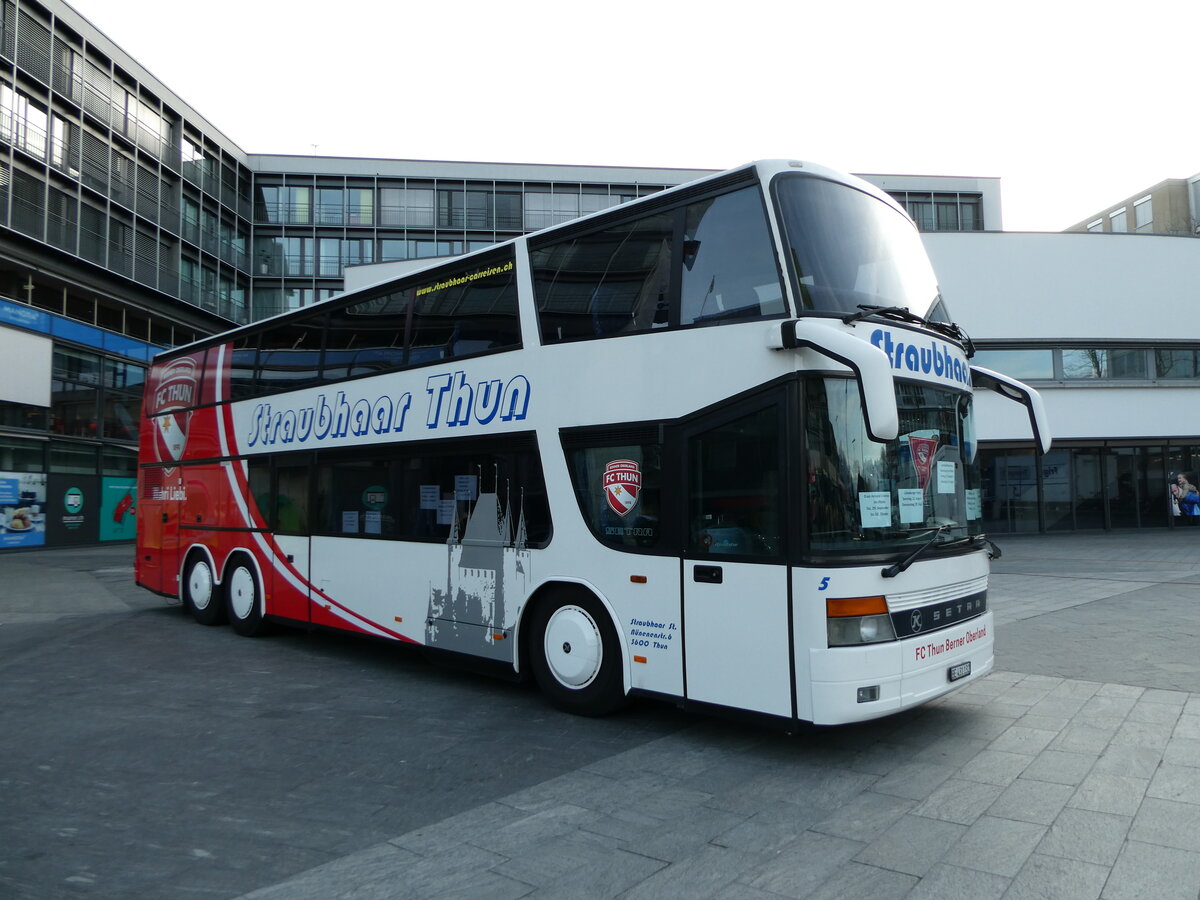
[[681, 398, 794, 719]]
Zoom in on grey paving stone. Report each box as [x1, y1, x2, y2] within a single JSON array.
[[853, 814, 966, 877], [1101, 840, 1200, 900], [902, 862, 1009, 900], [1068, 772, 1150, 817], [1127, 700, 1185, 726], [621, 844, 773, 900], [1091, 743, 1165, 780], [914, 733, 989, 767], [1047, 680, 1103, 701], [740, 831, 865, 898], [869, 761, 957, 801], [1079, 695, 1138, 719], [911, 778, 1005, 826], [1019, 749, 1098, 787], [1109, 718, 1175, 751], [1129, 797, 1200, 853], [468, 803, 599, 857], [711, 801, 822, 855], [1174, 715, 1200, 740], [809, 790, 915, 842], [956, 749, 1034, 787], [987, 778, 1073, 825], [1095, 683, 1145, 700], [1147, 763, 1200, 806], [1037, 808, 1132, 867], [1163, 736, 1200, 768], [1004, 853, 1108, 900], [941, 814, 1046, 878], [949, 713, 1022, 742], [802, 861, 917, 900], [988, 725, 1058, 756], [1049, 721, 1123, 755], [499, 842, 666, 897], [489, 829, 622, 886], [1139, 689, 1189, 707]]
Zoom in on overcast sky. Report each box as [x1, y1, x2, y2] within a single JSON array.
[[65, 0, 1200, 232]]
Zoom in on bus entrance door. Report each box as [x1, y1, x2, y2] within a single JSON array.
[[682, 562, 792, 717], [681, 398, 794, 718]]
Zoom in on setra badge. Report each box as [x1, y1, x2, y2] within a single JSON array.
[[603, 460, 641, 517]]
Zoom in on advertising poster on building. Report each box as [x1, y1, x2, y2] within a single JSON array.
[[99, 477, 138, 541], [0, 471, 47, 549], [46, 475, 100, 546]]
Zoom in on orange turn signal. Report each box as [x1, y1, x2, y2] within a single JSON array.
[[826, 596, 888, 618]]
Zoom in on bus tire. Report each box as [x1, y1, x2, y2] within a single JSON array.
[[529, 590, 626, 716], [182, 553, 225, 626], [224, 555, 267, 637]]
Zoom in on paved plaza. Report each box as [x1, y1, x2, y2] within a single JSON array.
[[2, 531, 1200, 899]]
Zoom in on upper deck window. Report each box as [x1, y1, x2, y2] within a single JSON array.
[[532, 184, 784, 344]]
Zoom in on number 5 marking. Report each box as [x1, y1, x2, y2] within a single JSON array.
[[818, 576, 830, 591]]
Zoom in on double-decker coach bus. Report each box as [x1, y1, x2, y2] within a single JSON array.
[[136, 159, 1048, 726]]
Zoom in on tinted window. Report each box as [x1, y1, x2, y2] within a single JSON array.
[[257, 318, 325, 393], [324, 289, 411, 380], [688, 405, 782, 558], [312, 435, 549, 544], [228, 334, 259, 401], [409, 258, 520, 364], [566, 434, 665, 552], [680, 187, 784, 326], [533, 211, 674, 342]]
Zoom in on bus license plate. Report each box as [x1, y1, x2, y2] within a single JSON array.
[[948, 661, 972, 682]]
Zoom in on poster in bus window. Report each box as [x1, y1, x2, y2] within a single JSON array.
[[0, 471, 47, 549]]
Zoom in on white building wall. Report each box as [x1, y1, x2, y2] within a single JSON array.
[[922, 232, 1200, 444]]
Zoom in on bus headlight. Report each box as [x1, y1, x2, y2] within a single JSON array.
[[826, 596, 897, 646]]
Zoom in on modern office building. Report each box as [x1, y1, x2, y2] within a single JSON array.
[[0, 0, 727, 549]]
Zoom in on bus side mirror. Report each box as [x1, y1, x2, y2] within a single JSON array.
[[774, 320, 899, 442], [970, 365, 1052, 454]]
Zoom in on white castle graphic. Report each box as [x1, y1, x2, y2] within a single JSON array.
[[425, 485, 531, 661]]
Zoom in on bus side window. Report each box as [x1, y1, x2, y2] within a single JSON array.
[[533, 212, 674, 344], [246, 457, 271, 528], [687, 405, 782, 558], [565, 441, 664, 552], [275, 465, 310, 534], [679, 187, 784, 327]]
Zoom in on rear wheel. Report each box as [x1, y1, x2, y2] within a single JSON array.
[[182, 554, 224, 626], [529, 591, 626, 716], [225, 556, 267, 637]]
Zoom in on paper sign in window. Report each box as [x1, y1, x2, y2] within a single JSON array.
[[858, 491, 892, 528]]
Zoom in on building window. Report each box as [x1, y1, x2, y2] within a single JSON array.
[[887, 191, 984, 232], [1086, 219, 1103, 233], [1134, 196, 1152, 233], [1109, 207, 1127, 233]]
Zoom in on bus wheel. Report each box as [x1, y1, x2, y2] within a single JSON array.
[[182, 554, 225, 626], [225, 556, 266, 637], [530, 591, 626, 716]]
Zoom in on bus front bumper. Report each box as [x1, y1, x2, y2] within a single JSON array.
[[808, 611, 994, 726]]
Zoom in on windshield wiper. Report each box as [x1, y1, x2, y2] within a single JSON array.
[[842, 304, 975, 351], [881, 524, 952, 578]]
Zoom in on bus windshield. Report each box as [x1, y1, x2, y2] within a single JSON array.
[[806, 377, 982, 555], [775, 174, 942, 319]]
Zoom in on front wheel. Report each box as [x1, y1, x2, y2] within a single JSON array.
[[182, 554, 224, 626], [225, 557, 267, 637], [529, 591, 626, 716]]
